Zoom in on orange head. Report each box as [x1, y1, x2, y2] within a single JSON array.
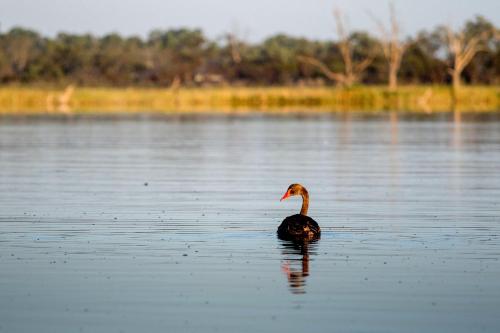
[[280, 183, 307, 201]]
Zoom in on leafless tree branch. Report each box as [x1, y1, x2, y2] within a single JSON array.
[[369, 2, 406, 91], [446, 26, 491, 94], [298, 8, 374, 87], [297, 55, 346, 84]]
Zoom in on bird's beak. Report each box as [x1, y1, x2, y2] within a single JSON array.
[[280, 189, 291, 201]]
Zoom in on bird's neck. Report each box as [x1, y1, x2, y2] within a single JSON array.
[[300, 190, 309, 215]]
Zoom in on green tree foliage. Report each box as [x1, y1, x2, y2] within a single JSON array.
[[0, 16, 497, 86], [400, 31, 448, 84]]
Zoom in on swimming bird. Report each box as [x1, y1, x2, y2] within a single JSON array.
[[278, 184, 321, 241]]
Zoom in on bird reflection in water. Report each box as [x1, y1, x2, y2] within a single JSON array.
[[279, 239, 319, 294]]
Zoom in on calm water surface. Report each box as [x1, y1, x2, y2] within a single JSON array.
[[1, 113, 499, 333]]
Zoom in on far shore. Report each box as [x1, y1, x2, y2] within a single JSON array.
[[0, 85, 498, 115]]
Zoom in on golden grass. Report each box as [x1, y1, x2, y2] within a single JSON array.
[[0, 85, 498, 115]]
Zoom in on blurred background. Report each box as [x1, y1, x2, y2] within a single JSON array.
[[0, 0, 498, 112]]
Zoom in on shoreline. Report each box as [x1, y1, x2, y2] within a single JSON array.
[[0, 85, 498, 115]]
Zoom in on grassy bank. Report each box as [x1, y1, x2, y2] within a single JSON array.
[[0, 85, 498, 115]]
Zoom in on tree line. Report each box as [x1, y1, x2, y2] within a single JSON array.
[[0, 15, 497, 89]]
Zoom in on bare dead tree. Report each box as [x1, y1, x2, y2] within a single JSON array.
[[370, 3, 407, 91], [446, 27, 491, 96], [227, 33, 242, 64], [333, 9, 374, 86], [298, 9, 374, 87], [225, 24, 249, 65], [297, 55, 346, 83]]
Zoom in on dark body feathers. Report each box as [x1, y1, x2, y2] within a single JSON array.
[[277, 214, 321, 241]]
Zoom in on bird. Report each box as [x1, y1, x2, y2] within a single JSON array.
[[278, 184, 321, 241]]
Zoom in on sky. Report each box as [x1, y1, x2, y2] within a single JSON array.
[[1, 0, 499, 42]]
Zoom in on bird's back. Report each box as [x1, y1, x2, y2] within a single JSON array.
[[277, 214, 321, 241]]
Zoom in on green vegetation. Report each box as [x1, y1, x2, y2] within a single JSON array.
[[0, 15, 497, 114], [0, 86, 497, 114], [0, 16, 497, 87]]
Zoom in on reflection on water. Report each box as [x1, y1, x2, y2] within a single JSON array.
[[1, 112, 500, 333], [280, 240, 318, 294]]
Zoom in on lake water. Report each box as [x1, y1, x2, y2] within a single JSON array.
[[1, 112, 500, 333]]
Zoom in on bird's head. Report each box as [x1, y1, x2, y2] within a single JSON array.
[[280, 183, 307, 201]]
